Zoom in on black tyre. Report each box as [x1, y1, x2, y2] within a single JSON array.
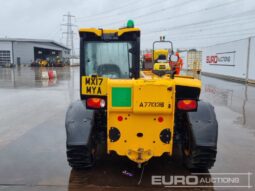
[[182, 125, 217, 171], [66, 140, 96, 169]]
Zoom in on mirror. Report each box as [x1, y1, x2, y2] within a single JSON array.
[[170, 55, 178, 62]]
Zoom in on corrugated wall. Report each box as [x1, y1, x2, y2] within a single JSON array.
[[202, 39, 249, 80], [248, 37, 255, 82], [202, 37, 255, 83], [0, 41, 13, 64], [13, 42, 34, 64]]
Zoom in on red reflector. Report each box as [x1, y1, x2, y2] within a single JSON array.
[[117, 116, 123, 121], [158, 116, 164, 123], [86, 98, 104, 109], [177, 100, 197, 111]]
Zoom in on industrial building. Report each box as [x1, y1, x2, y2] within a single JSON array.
[[0, 38, 70, 66]]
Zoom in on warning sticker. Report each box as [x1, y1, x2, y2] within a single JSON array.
[[81, 76, 107, 96]]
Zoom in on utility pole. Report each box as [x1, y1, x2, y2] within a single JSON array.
[[62, 12, 77, 64]]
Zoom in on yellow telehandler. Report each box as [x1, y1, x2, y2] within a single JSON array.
[[65, 21, 218, 170]]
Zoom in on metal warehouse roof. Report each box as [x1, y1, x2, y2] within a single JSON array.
[[0, 38, 70, 50]]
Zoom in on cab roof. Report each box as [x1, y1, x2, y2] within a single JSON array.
[[79, 27, 140, 37]]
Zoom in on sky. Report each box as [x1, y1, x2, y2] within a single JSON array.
[[1, 0, 255, 53]]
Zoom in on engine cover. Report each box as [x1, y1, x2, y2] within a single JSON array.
[[107, 79, 175, 163]]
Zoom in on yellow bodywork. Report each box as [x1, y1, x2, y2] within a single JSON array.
[[153, 49, 168, 61], [79, 28, 140, 37], [153, 62, 171, 71], [140, 70, 202, 86], [81, 75, 201, 164], [79, 26, 202, 164], [107, 79, 175, 163]]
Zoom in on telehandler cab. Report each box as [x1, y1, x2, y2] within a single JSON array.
[[65, 21, 218, 170]]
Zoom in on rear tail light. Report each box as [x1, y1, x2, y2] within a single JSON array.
[[177, 100, 197, 111], [86, 98, 106, 109]]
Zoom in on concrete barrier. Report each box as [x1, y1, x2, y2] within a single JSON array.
[[48, 70, 57, 79], [41, 71, 49, 80], [53, 70, 57, 78]]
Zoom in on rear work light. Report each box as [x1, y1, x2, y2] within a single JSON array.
[[177, 100, 197, 111], [86, 98, 106, 109]]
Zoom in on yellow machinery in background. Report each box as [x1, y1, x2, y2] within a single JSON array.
[[152, 49, 171, 75], [65, 20, 218, 170], [142, 48, 169, 71], [53, 56, 64, 67], [31, 59, 49, 67], [142, 38, 176, 77], [153, 49, 168, 62], [39, 59, 49, 67]]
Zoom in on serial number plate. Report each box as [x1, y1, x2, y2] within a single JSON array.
[[139, 102, 165, 108]]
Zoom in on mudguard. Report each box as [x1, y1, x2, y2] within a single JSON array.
[[187, 101, 218, 147], [65, 100, 94, 146]]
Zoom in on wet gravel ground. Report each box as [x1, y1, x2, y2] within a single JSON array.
[[0, 66, 254, 191]]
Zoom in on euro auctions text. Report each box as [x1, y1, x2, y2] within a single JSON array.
[[151, 173, 253, 188]]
